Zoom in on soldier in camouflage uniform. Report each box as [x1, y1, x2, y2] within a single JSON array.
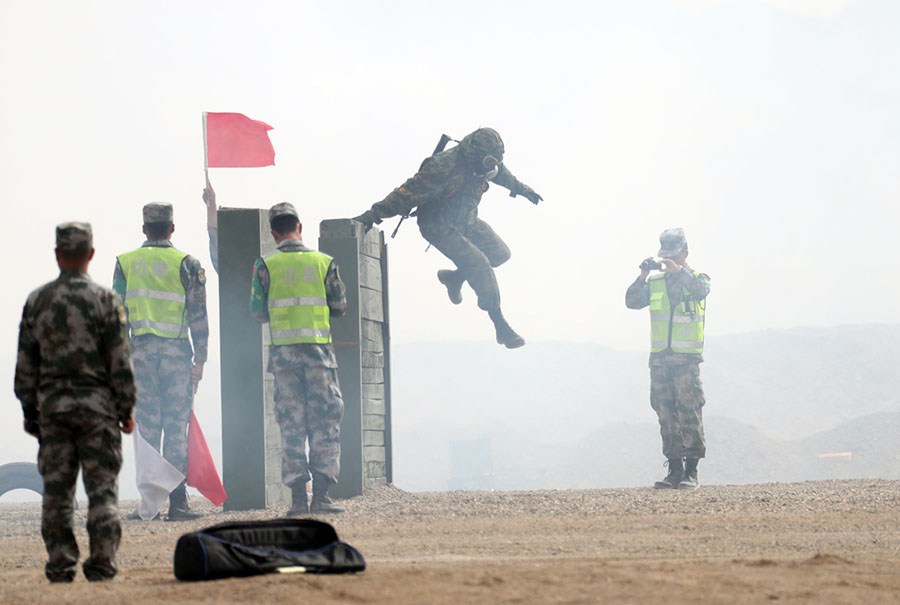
[[626, 228, 710, 490], [113, 203, 209, 520], [250, 202, 347, 515], [15, 223, 137, 582], [353, 127, 542, 348]]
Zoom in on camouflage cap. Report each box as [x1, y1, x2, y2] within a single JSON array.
[[268, 202, 299, 225], [658, 227, 687, 257], [56, 222, 93, 252], [143, 202, 173, 223]]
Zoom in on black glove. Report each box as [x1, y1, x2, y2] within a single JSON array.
[[352, 211, 381, 233], [511, 184, 543, 205]]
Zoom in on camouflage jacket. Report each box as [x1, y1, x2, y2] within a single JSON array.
[[15, 269, 137, 423], [365, 146, 532, 228], [625, 265, 711, 365], [112, 240, 210, 363], [250, 239, 347, 369]]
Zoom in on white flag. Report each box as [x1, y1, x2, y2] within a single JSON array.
[[134, 424, 185, 520]]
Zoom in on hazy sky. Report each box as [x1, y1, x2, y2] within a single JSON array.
[[2, 0, 897, 496]]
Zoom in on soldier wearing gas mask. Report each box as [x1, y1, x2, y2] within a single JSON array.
[[353, 127, 542, 348]]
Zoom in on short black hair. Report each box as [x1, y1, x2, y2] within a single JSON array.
[[57, 248, 92, 262], [144, 221, 172, 240], [271, 215, 300, 236]]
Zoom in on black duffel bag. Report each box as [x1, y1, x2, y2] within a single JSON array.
[[174, 518, 366, 581]]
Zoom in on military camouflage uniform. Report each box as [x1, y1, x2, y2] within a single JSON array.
[[112, 241, 208, 475], [250, 238, 347, 488], [15, 223, 137, 582], [356, 128, 539, 312], [626, 265, 710, 460]]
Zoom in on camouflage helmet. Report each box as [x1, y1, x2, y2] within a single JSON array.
[[458, 127, 505, 164]]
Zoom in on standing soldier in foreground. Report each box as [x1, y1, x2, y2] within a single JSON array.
[[352, 127, 542, 348], [250, 203, 347, 515], [626, 228, 710, 490], [15, 223, 137, 582], [113, 203, 209, 520]]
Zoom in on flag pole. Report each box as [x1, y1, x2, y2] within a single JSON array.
[[202, 112, 209, 183]]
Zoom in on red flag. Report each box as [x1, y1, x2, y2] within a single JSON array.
[[187, 411, 227, 506], [204, 112, 275, 167]]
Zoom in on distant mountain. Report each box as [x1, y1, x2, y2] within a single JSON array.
[[394, 412, 900, 491], [390, 324, 900, 491], [703, 324, 900, 438]]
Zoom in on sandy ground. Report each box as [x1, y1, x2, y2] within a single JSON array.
[[1, 479, 898, 604]]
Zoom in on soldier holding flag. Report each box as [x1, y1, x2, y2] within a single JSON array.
[[113, 203, 209, 520]]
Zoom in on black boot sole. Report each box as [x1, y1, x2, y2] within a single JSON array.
[[437, 270, 463, 305]]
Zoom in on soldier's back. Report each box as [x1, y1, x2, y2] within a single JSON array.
[[22, 270, 126, 419]]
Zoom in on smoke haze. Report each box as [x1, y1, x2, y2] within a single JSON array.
[[1, 0, 897, 499]]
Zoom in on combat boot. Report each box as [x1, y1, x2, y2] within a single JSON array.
[[287, 481, 309, 517], [678, 458, 700, 490], [167, 482, 203, 521], [310, 474, 344, 514], [45, 567, 75, 583], [654, 458, 683, 489], [488, 308, 525, 349], [437, 269, 464, 305]]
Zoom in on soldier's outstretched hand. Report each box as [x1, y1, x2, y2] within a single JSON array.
[[352, 210, 380, 233], [661, 258, 681, 273], [202, 178, 216, 208], [523, 188, 543, 205], [514, 183, 543, 205]]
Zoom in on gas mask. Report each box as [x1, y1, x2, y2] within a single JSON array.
[[475, 154, 500, 181]]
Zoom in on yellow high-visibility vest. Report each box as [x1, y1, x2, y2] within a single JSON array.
[[648, 272, 705, 354], [264, 250, 333, 345], [118, 246, 188, 338]]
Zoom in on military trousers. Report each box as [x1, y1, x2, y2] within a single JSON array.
[[272, 364, 344, 488], [649, 362, 707, 460], [419, 218, 511, 312], [38, 410, 123, 581], [132, 336, 193, 474]]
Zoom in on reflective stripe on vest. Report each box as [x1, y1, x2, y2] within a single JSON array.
[[648, 272, 705, 354], [263, 249, 333, 345], [118, 246, 188, 339]]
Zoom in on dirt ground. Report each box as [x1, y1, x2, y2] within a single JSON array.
[[1, 479, 898, 604]]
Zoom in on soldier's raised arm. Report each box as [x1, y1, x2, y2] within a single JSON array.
[[625, 279, 651, 309], [672, 266, 710, 301], [202, 179, 219, 274]]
